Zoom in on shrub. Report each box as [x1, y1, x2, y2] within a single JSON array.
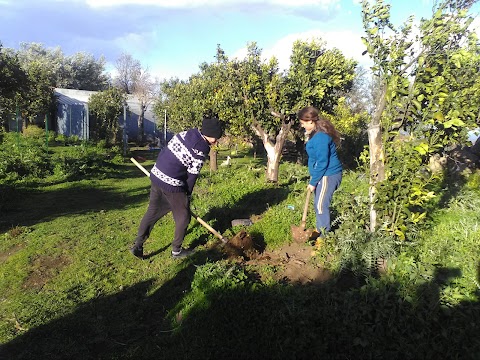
[[0, 132, 52, 181], [22, 125, 45, 139], [55, 134, 81, 146], [51, 145, 110, 181]]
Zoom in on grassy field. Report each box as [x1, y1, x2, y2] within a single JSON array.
[[0, 148, 479, 359]]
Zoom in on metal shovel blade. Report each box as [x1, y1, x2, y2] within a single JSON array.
[[291, 224, 314, 243], [291, 189, 313, 243]]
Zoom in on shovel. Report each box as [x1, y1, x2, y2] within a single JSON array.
[[130, 157, 229, 243], [291, 188, 314, 243]]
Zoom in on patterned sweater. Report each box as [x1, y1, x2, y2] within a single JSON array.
[[150, 128, 210, 194]]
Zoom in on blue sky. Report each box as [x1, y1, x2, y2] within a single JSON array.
[[1, 0, 479, 81]]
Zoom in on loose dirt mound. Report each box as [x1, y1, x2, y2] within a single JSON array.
[[247, 241, 332, 285], [217, 230, 331, 285], [224, 229, 254, 257], [210, 226, 331, 285]]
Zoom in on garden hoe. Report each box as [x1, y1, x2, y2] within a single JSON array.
[[291, 188, 314, 243]]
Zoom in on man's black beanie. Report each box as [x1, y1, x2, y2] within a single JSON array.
[[201, 118, 223, 139]]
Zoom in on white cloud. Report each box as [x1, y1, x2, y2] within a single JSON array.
[[232, 28, 371, 72], [113, 31, 153, 55], [84, 0, 338, 8]]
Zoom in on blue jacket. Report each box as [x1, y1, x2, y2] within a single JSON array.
[[305, 131, 342, 187]]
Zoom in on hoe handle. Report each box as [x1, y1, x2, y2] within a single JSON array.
[[300, 189, 312, 230]]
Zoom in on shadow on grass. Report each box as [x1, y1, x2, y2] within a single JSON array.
[[187, 186, 289, 249], [0, 177, 149, 233], [1, 262, 478, 360]]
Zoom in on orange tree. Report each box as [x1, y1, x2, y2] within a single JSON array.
[[361, 0, 480, 236], [156, 40, 357, 182]]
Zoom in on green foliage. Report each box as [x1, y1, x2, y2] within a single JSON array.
[[0, 44, 28, 128], [360, 0, 479, 244], [51, 145, 112, 181], [322, 97, 368, 168], [170, 261, 251, 322], [375, 139, 441, 241], [0, 154, 479, 359], [411, 179, 480, 304], [16, 57, 57, 124], [54, 133, 81, 146], [22, 125, 45, 139], [15, 42, 109, 91], [88, 87, 127, 146], [335, 229, 396, 276], [0, 132, 122, 183], [0, 132, 52, 181]]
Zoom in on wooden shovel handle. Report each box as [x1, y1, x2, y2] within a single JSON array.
[[300, 189, 312, 229], [130, 157, 228, 243], [130, 157, 150, 177], [191, 212, 228, 243]]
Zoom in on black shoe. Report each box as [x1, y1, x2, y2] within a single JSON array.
[[171, 248, 194, 259], [130, 246, 143, 259]]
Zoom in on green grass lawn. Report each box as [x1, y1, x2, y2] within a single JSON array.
[[0, 152, 479, 359]]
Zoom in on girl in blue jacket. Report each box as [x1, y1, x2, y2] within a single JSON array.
[[298, 106, 342, 237]]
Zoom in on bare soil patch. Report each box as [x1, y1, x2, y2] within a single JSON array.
[[247, 241, 332, 285], [218, 229, 332, 285], [0, 243, 25, 263], [22, 254, 70, 290]]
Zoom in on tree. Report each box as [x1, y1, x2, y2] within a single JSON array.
[[61, 52, 109, 91], [154, 41, 357, 182], [114, 53, 141, 95], [155, 45, 232, 170], [3, 42, 109, 130], [361, 0, 480, 234], [224, 40, 356, 182], [114, 53, 158, 144], [20, 60, 56, 128], [0, 43, 28, 131], [88, 88, 127, 145], [156, 78, 200, 132], [14, 42, 108, 91]]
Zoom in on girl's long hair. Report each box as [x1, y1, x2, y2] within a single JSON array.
[[297, 106, 341, 147]]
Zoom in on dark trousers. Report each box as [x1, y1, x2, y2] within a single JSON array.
[[134, 183, 190, 252]]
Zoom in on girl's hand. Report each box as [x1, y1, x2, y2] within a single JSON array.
[[307, 184, 315, 193]]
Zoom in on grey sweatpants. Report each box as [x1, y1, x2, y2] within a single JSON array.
[[134, 183, 190, 252]]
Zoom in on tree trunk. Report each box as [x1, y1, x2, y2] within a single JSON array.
[[265, 141, 281, 182], [209, 148, 218, 172], [368, 88, 387, 232], [368, 124, 385, 232], [251, 120, 292, 183], [137, 104, 145, 144]]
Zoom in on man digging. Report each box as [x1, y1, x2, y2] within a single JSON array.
[[130, 117, 224, 259]]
